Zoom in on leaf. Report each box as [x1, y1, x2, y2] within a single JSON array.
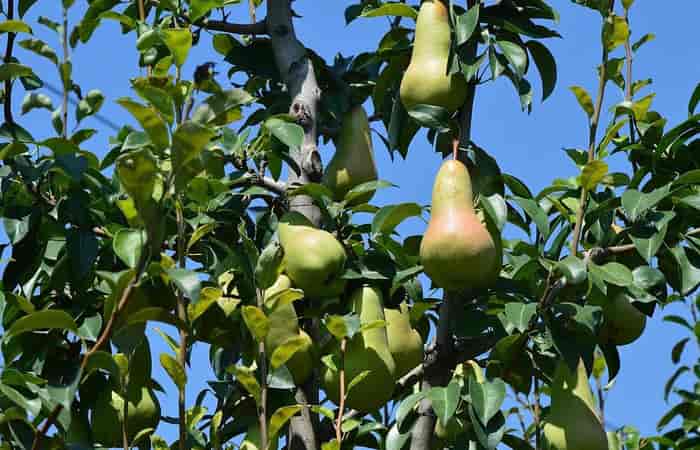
[[187, 222, 217, 251], [454, 4, 479, 46], [190, 0, 225, 23], [504, 303, 537, 333], [372, 203, 422, 236], [632, 32, 655, 52], [324, 314, 361, 340], [270, 335, 308, 369], [0, 384, 41, 417], [526, 41, 557, 101], [427, 382, 460, 427], [241, 305, 270, 341], [672, 337, 690, 364], [7, 310, 78, 337], [570, 86, 594, 118], [0, 19, 32, 34], [3, 215, 30, 244], [385, 424, 411, 450], [395, 391, 425, 430], [557, 256, 587, 285], [255, 241, 284, 290], [161, 28, 192, 67], [512, 196, 550, 238], [580, 160, 608, 190], [405, 104, 450, 132], [344, 180, 394, 204], [0, 63, 34, 81], [265, 117, 304, 149], [76, 89, 104, 123], [117, 98, 169, 151], [113, 228, 147, 269], [21, 92, 53, 114], [669, 246, 700, 295], [360, 3, 418, 20], [469, 377, 506, 425], [77, 315, 102, 341], [664, 366, 689, 401], [230, 365, 261, 405], [172, 121, 215, 177], [621, 185, 672, 222], [689, 82, 700, 116], [603, 15, 629, 52], [268, 405, 303, 440], [160, 353, 186, 390], [589, 262, 633, 286], [166, 268, 202, 302], [67, 229, 98, 278], [192, 89, 253, 126], [497, 40, 527, 78], [124, 307, 187, 330], [346, 370, 371, 396]]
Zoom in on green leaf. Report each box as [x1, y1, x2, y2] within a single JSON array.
[[324, 314, 361, 340], [0, 63, 34, 81], [77, 315, 102, 341], [630, 211, 674, 262], [497, 40, 527, 78], [67, 229, 98, 277], [7, 310, 78, 337], [603, 15, 629, 52], [160, 353, 187, 390], [680, 194, 700, 211], [172, 121, 215, 177], [3, 215, 30, 244], [123, 307, 187, 330], [580, 160, 608, 190], [632, 32, 655, 52], [632, 266, 665, 290], [621, 185, 672, 222], [116, 148, 158, 207], [454, 4, 479, 46], [669, 246, 700, 296], [427, 382, 460, 427], [84, 350, 121, 379], [255, 241, 283, 290], [117, 98, 169, 151], [188, 287, 221, 322], [360, 3, 418, 20], [504, 303, 537, 333], [689, 82, 700, 116], [242, 305, 270, 341], [469, 376, 506, 426], [589, 262, 633, 287], [570, 86, 594, 118], [386, 424, 411, 450], [395, 391, 425, 429], [21, 92, 53, 114], [192, 89, 254, 126], [166, 268, 202, 302], [270, 335, 308, 369], [161, 28, 192, 67], [189, 0, 225, 23], [512, 196, 550, 239], [344, 180, 394, 205], [76, 89, 104, 123], [19, 0, 40, 17], [230, 366, 261, 405], [268, 405, 303, 440], [265, 117, 304, 149], [405, 104, 451, 132], [187, 222, 217, 251], [346, 370, 371, 396], [0, 384, 41, 417], [0, 20, 32, 34], [113, 229, 146, 269], [526, 41, 557, 101], [371, 202, 422, 236], [557, 256, 587, 285]]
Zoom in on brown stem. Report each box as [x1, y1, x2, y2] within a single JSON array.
[[175, 202, 188, 450], [569, 1, 617, 255], [623, 8, 635, 143], [122, 372, 130, 450], [61, 6, 68, 138], [3, 0, 16, 125], [31, 253, 150, 450], [334, 338, 347, 445], [533, 378, 542, 449]]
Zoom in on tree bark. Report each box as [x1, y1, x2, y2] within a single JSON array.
[[266, 2, 322, 450]]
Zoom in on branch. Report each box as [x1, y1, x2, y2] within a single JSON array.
[[61, 5, 68, 138], [623, 8, 635, 143], [569, 0, 617, 255], [583, 227, 700, 264], [200, 18, 267, 35], [334, 338, 348, 445], [3, 0, 16, 125], [243, 172, 287, 196], [175, 202, 189, 450]]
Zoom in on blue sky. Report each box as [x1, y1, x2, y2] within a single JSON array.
[[3, 0, 700, 445]]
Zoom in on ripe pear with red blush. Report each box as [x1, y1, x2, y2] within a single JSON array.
[[420, 159, 501, 292]]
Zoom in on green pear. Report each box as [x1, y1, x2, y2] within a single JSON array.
[[323, 285, 397, 412], [543, 360, 608, 450], [600, 292, 646, 346], [420, 160, 501, 292], [322, 105, 378, 204], [278, 212, 347, 299], [400, 0, 467, 112], [264, 275, 313, 384], [384, 303, 424, 378], [607, 431, 621, 450]]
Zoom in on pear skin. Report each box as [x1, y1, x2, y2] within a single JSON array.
[[543, 360, 608, 450], [600, 292, 646, 346], [322, 285, 397, 412], [384, 303, 424, 378], [323, 105, 378, 204], [420, 160, 501, 292], [400, 0, 467, 112], [278, 212, 347, 299]]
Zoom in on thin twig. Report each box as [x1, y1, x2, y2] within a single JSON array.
[[137, 0, 151, 76], [533, 378, 542, 449], [61, 6, 68, 138], [569, 0, 617, 255], [3, 0, 16, 125], [623, 7, 635, 144], [175, 201, 189, 450], [334, 338, 348, 445]]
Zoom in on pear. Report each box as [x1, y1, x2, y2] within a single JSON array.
[[400, 0, 467, 112], [384, 303, 424, 378], [323, 285, 397, 412], [420, 160, 501, 292], [264, 275, 313, 384], [543, 360, 608, 450], [600, 292, 646, 346], [278, 212, 346, 299], [92, 339, 161, 447], [322, 105, 378, 204]]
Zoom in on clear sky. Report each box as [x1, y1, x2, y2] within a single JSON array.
[[3, 0, 700, 445]]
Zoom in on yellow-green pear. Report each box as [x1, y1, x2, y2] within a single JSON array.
[[264, 275, 313, 384], [384, 303, 424, 378], [600, 292, 646, 346], [420, 160, 501, 292], [278, 212, 347, 299], [323, 285, 397, 412], [400, 0, 467, 112], [543, 360, 608, 450], [322, 105, 378, 204]]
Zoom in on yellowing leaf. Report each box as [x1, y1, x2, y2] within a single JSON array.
[[268, 405, 303, 440], [580, 160, 608, 191], [270, 335, 308, 369], [160, 353, 187, 390], [242, 305, 270, 341]]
